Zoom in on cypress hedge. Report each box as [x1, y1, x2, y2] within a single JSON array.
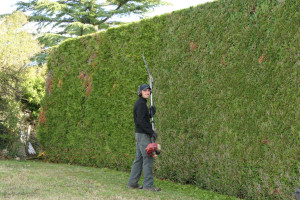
[[38, 0, 299, 199]]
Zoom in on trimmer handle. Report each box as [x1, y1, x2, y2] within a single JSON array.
[[151, 136, 155, 143]]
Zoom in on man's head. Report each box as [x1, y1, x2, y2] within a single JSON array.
[[138, 84, 151, 99]]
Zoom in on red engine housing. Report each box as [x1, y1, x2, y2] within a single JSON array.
[[145, 143, 158, 157]]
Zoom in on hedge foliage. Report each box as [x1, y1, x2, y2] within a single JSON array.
[[38, 0, 299, 199]]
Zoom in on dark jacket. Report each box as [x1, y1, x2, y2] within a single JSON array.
[[134, 97, 154, 136]]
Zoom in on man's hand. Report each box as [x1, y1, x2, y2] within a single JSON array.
[[152, 131, 158, 141], [150, 105, 156, 118]]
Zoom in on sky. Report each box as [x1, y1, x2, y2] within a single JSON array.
[[0, 0, 214, 20]]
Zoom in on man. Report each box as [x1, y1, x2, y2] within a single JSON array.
[[127, 83, 161, 192]]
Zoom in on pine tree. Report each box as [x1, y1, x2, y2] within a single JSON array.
[[16, 0, 165, 64]]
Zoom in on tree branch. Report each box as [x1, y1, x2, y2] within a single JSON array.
[[99, 0, 130, 24]]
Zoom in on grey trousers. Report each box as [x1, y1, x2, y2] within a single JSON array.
[[128, 133, 154, 188]]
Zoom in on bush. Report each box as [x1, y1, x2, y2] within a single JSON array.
[[0, 123, 11, 150], [38, 0, 299, 199]]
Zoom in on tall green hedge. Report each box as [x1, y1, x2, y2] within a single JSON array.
[[38, 0, 299, 199]]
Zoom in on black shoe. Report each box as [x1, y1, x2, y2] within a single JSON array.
[[143, 187, 161, 192], [127, 184, 143, 189]]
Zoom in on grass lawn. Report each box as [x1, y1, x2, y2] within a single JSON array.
[[0, 160, 238, 200]]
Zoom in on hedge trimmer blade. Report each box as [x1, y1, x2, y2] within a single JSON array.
[[142, 54, 154, 130], [142, 54, 153, 83]]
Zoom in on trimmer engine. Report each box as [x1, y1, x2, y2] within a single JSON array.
[[146, 143, 161, 157]]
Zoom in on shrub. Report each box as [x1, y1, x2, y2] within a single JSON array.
[[38, 0, 299, 199]]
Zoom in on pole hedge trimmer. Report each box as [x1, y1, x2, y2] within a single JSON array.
[[142, 54, 161, 158]]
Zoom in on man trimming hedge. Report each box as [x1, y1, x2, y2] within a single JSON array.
[[127, 83, 161, 192]]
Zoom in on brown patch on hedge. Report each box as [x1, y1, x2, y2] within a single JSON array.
[[78, 71, 93, 96], [221, 56, 227, 66], [46, 71, 53, 94], [57, 79, 62, 88], [258, 54, 265, 64], [39, 107, 47, 125], [88, 53, 96, 66], [190, 41, 198, 51]]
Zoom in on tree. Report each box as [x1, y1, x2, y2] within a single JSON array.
[[0, 11, 41, 149], [16, 0, 166, 64], [21, 65, 46, 120]]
